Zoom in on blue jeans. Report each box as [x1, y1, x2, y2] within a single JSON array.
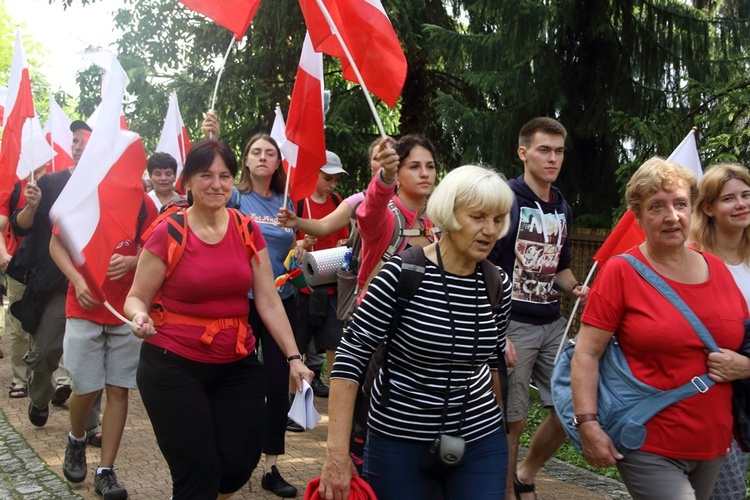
[[364, 428, 508, 500]]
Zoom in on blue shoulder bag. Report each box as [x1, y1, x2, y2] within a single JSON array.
[[551, 254, 719, 455]]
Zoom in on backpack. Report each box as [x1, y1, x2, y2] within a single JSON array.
[[141, 202, 258, 280], [349, 245, 510, 472], [336, 198, 438, 322]]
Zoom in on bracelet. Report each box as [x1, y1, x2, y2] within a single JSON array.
[[573, 414, 598, 428], [287, 354, 302, 363]]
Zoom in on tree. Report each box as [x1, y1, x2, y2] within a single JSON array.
[[55, 0, 750, 225]]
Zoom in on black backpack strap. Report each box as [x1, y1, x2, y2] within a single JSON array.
[[479, 259, 510, 432], [330, 192, 342, 207], [296, 199, 305, 217], [378, 245, 426, 404], [135, 200, 149, 242], [9, 182, 22, 213]]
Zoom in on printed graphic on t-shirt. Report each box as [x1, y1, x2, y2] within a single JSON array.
[[512, 207, 567, 304]]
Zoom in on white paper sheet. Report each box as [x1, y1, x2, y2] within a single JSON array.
[[288, 379, 322, 430]]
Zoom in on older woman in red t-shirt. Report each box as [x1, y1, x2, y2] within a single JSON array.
[[125, 140, 312, 499], [571, 157, 750, 499]]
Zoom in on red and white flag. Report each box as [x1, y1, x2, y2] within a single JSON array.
[[299, 0, 407, 108], [178, 0, 261, 40], [155, 91, 191, 189], [270, 105, 292, 172], [282, 32, 326, 202], [0, 31, 36, 206], [43, 96, 74, 172], [18, 115, 56, 179], [50, 51, 148, 301], [592, 129, 703, 266]]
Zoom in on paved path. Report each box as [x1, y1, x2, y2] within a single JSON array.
[[0, 320, 630, 498]]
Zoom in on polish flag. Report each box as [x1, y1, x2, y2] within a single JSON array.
[[155, 91, 191, 191], [592, 129, 703, 265], [0, 31, 36, 206], [281, 33, 326, 202], [270, 105, 291, 173], [50, 51, 148, 301], [299, 0, 407, 108], [178, 0, 261, 40], [42, 96, 74, 172], [18, 115, 56, 179]]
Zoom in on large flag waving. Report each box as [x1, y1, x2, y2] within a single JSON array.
[[299, 0, 407, 108], [50, 51, 148, 302], [43, 96, 74, 172], [282, 33, 326, 202], [155, 91, 191, 188], [0, 31, 36, 206], [178, 0, 261, 40]]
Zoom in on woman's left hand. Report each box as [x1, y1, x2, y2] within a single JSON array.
[[707, 348, 750, 382], [289, 359, 314, 392]]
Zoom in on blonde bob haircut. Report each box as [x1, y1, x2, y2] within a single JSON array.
[[427, 164, 514, 240], [626, 157, 698, 218], [691, 163, 750, 265]]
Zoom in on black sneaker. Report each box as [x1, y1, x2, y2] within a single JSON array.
[[286, 418, 304, 433], [94, 467, 128, 500], [63, 435, 87, 483], [261, 465, 297, 498], [311, 376, 329, 398]]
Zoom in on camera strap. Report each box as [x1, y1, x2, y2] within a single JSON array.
[[436, 244, 480, 437]]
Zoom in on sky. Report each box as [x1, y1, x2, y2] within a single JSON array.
[[5, 0, 127, 95]]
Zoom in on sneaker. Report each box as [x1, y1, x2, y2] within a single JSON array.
[[51, 384, 72, 406], [311, 376, 329, 398], [286, 418, 304, 433], [63, 435, 87, 483], [94, 467, 128, 500], [261, 465, 297, 498]]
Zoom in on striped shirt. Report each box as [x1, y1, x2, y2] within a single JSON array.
[[332, 254, 512, 443]]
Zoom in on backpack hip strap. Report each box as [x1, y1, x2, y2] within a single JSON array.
[[149, 303, 249, 356]]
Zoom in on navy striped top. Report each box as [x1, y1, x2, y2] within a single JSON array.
[[332, 254, 512, 443]]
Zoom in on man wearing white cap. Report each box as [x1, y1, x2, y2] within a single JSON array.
[[287, 151, 349, 431]]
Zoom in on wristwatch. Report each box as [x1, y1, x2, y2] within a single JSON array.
[[573, 414, 598, 428]]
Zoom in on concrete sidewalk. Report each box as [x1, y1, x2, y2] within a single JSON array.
[[0, 330, 629, 498]]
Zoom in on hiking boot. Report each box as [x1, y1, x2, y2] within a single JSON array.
[[63, 434, 87, 483], [94, 467, 128, 499], [261, 465, 297, 498], [51, 384, 72, 406], [286, 418, 304, 433], [311, 376, 329, 398]]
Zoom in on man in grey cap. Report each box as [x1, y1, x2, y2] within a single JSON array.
[[286, 151, 350, 432]]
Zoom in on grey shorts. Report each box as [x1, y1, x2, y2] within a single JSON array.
[[63, 318, 142, 394], [506, 316, 566, 422], [295, 291, 344, 352]]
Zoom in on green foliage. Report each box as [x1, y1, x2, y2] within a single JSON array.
[[36, 0, 750, 224]]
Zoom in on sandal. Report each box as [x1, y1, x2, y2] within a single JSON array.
[[51, 384, 72, 406], [8, 384, 27, 399], [28, 402, 49, 427], [514, 474, 537, 500], [88, 431, 102, 448]]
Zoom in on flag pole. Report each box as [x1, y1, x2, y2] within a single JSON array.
[[209, 36, 237, 133], [554, 261, 598, 363], [313, 0, 387, 138], [103, 300, 139, 329]]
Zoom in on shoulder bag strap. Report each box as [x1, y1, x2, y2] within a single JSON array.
[[617, 254, 719, 353]]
